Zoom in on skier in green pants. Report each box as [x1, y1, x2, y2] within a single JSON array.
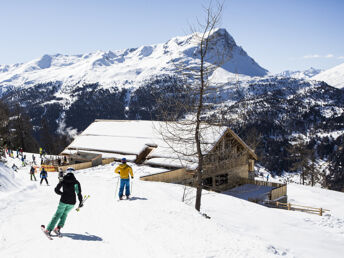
[[43, 172, 83, 236]]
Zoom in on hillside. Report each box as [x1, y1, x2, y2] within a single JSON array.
[[1, 155, 344, 258], [313, 62, 344, 89]]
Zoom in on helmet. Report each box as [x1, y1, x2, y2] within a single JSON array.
[[121, 157, 127, 163]]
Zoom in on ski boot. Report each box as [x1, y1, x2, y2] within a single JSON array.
[[53, 226, 62, 237]]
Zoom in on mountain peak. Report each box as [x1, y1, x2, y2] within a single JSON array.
[[0, 28, 268, 89]]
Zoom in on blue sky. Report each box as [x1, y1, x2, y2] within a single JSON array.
[[0, 0, 343, 73]]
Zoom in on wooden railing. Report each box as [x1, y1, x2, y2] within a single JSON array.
[[264, 200, 330, 216]]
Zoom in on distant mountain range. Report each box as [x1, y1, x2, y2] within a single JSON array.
[[277, 67, 323, 79], [278, 64, 344, 89], [0, 28, 267, 95]]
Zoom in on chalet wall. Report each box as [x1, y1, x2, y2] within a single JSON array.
[[140, 168, 194, 184], [102, 158, 115, 165], [59, 161, 92, 171]]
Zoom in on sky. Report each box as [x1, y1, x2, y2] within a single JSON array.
[[0, 0, 343, 73]]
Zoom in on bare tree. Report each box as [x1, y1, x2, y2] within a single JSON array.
[[158, 1, 225, 211]]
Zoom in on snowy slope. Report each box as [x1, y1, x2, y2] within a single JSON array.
[[0, 28, 267, 93], [313, 62, 344, 89], [1, 154, 344, 258], [278, 67, 322, 79]]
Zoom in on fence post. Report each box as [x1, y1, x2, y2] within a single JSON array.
[[320, 208, 323, 216], [287, 203, 291, 210]]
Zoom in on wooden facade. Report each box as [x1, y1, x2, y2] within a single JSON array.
[[200, 129, 257, 191]]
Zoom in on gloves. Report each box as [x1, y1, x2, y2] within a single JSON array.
[[79, 202, 84, 208], [131, 176, 134, 179]]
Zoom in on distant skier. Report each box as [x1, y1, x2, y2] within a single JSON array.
[[266, 174, 269, 182], [32, 154, 36, 165], [30, 165, 37, 181], [40, 167, 49, 185], [58, 168, 64, 182], [43, 172, 83, 236], [114, 158, 134, 200]]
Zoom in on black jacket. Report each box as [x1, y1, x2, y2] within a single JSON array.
[[55, 173, 82, 205]]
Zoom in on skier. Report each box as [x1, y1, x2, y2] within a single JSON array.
[[32, 154, 36, 165], [43, 172, 83, 236], [21, 155, 25, 166], [40, 167, 49, 185], [58, 168, 64, 182], [266, 174, 270, 182], [39, 147, 43, 158], [114, 158, 134, 200], [30, 165, 37, 181]]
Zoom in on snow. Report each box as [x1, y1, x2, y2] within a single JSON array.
[[1, 153, 344, 257], [0, 28, 268, 94], [313, 62, 344, 89], [278, 68, 323, 79]]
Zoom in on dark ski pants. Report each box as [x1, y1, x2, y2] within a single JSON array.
[[119, 178, 130, 197], [30, 174, 37, 181], [47, 202, 74, 231], [40, 178, 49, 185]]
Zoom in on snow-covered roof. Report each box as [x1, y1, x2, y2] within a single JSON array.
[[62, 119, 255, 169]]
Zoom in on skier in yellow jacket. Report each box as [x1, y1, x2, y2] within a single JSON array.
[[115, 158, 133, 200]]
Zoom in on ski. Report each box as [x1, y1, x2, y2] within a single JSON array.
[[76, 195, 90, 211], [41, 225, 53, 240]]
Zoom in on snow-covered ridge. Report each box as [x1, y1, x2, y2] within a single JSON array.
[[0, 28, 268, 91], [278, 67, 323, 79], [312, 62, 344, 89]]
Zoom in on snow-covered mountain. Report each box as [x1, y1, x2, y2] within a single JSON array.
[[0, 28, 268, 93], [277, 67, 323, 79], [0, 28, 343, 190], [312, 62, 344, 89]]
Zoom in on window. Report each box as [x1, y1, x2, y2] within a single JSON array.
[[215, 173, 228, 186], [203, 177, 213, 187]]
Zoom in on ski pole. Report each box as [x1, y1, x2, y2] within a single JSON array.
[[115, 177, 120, 197], [130, 179, 133, 195]]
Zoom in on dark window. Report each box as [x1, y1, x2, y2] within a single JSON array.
[[215, 173, 228, 186], [203, 177, 213, 187]]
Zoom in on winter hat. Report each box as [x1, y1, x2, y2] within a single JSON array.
[[121, 157, 127, 163], [64, 172, 76, 181]]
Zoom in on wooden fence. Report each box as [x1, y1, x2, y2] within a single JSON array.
[[264, 200, 330, 216]]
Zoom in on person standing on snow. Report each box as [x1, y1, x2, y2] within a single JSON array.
[[114, 158, 133, 200], [58, 168, 64, 182], [43, 172, 83, 236], [30, 165, 37, 181], [40, 167, 49, 185]]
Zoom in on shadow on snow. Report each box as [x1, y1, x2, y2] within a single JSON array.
[[62, 232, 103, 241]]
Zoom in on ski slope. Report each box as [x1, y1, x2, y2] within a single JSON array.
[[1, 156, 344, 258]]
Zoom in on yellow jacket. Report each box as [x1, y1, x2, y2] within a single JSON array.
[[115, 164, 133, 179]]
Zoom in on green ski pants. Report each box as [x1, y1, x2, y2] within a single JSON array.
[[47, 202, 74, 231]]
